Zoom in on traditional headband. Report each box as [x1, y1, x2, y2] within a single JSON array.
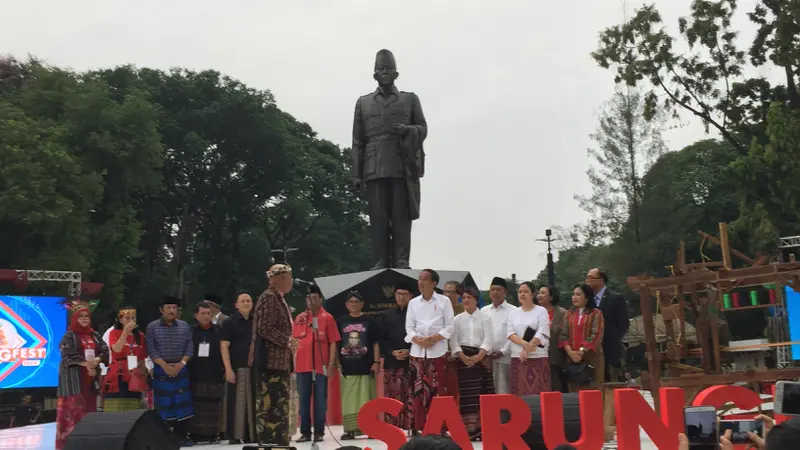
[[61, 299, 99, 315], [266, 264, 292, 277], [117, 308, 136, 318]]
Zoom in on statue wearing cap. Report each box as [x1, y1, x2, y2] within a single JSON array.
[[352, 49, 428, 270]]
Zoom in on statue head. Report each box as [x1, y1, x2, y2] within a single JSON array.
[[373, 49, 398, 87]]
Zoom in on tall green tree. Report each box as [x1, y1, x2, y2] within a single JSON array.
[[0, 59, 163, 311], [592, 0, 800, 253], [0, 58, 371, 325], [576, 86, 667, 243], [537, 139, 741, 316]]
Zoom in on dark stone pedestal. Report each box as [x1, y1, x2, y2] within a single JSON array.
[[314, 268, 477, 320]]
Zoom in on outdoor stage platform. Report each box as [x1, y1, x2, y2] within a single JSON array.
[[1, 391, 665, 450], [0, 424, 398, 450], [0, 423, 659, 450]]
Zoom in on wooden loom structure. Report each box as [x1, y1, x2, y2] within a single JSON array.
[[626, 223, 800, 404]]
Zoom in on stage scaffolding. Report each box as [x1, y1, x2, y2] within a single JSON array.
[[13, 270, 82, 298]]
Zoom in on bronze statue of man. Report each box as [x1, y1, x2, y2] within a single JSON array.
[[352, 49, 428, 269]]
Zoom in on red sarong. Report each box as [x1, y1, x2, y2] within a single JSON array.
[[384, 367, 412, 430], [410, 356, 447, 431]]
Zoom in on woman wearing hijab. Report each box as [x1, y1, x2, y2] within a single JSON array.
[[56, 300, 109, 450], [104, 306, 148, 412], [506, 282, 551, 395]]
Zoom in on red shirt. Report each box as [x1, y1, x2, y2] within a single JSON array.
[[293, 308, 341, 374], [106, 329, 147, 391]]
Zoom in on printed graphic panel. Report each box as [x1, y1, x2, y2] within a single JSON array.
[[0, 296, 66, 389]]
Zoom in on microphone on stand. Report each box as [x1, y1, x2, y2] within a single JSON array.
[[294, 278, 313, 286]]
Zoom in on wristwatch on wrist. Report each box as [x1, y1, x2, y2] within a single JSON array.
[[180, 360, 187, 366], [579, 347, 586, 353]]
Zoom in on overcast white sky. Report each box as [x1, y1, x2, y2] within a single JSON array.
[[4, 1, 771, 288]]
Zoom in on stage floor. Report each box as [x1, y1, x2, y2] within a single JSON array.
[[2, 391, 663, 449], [0, 424, 398, 450], [0, 422, 660, 450]]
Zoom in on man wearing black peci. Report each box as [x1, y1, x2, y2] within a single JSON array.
[[380, 281, 414, 431]]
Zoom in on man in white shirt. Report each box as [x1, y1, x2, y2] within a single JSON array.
[[480, 277, 517, 394], [405, 268, 454, 431], [450, 286, 494, 439]]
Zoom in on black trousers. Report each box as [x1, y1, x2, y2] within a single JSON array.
[[550, 365, 569, 393], [365, 178, 411, 266]]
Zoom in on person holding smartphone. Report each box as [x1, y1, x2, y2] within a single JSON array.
[[718, 414, 800, 450]]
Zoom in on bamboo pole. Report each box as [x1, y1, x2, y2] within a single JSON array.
[[720, 223, 732, 270]]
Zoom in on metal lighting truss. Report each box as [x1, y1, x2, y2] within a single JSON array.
[[15, 270, 82, 298], [779, 235, 800, 249], [774, 235, 800, 367]]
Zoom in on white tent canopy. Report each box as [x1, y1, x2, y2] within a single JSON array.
[[626, 313, 698, 347]]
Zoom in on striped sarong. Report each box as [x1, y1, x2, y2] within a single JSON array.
[[104, 377, 143, 412], [457, 346, 495, 436], [152, 365, 194, 422], [188, 381, 224, 440], [340, 374, 376, 434], [227, 367, 255, 441]]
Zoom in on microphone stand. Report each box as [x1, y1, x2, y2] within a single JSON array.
[[310, 315, 321, 450]]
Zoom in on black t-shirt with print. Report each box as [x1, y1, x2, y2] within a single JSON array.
[[336, 314, 379, 376]]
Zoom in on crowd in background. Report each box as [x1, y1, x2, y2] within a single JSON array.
[[50, 264, 634, 448]]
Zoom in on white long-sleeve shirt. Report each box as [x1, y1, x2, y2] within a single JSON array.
[[405, 292, 455, 359], [480, 301, 517, 364], [450, 309, 493, 356], [506, 305, 550, 359]]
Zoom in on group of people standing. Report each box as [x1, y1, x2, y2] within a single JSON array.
[[54, 292, 258, 449], [53, 263, 629, 448], [292, 266, 630, 444], [376, 267, 630, 441]]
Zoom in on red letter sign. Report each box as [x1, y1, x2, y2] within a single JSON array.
[[358, 397, 407, 450], [422, 396, 472, 448], [540, 390, 604, 450], [693, 385, 764, 450], [480, 394, 532, 450], [616, 387, 685, 450]]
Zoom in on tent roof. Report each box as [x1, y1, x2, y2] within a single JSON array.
[[626, 313, 698, 347], [314, 268, 473, 299]]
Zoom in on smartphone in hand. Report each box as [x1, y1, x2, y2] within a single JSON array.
[[719, 419, 764, 444], [684, 406, 718, 450]]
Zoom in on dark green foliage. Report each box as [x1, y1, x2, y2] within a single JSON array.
[[0, 58, 370, 324]]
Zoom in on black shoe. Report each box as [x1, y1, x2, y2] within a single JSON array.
[[341, 432, 356, 440], [228, 439, 243, 445], [314, 434, 324, 442], [296, 435, 312, 443]]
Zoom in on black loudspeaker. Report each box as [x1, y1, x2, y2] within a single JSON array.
[[63, 409, 180, 450], [500, 393, 583, 450]]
